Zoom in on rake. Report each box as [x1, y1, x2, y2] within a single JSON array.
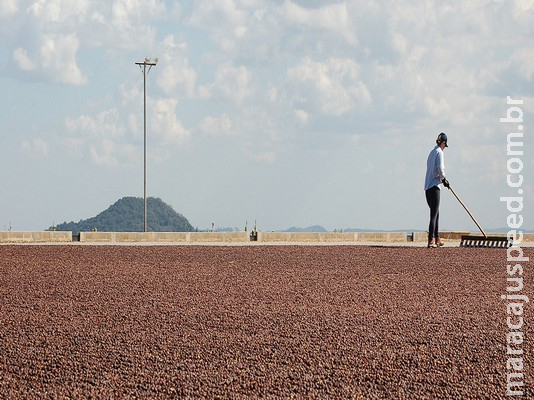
[[447, 186, 511, 248]]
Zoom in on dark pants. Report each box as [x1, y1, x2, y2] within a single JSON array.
[[425, 186, 440, 242]]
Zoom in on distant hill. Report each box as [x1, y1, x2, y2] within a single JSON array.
[[51, 197, 194, 234], [284, 225, 328, 232]]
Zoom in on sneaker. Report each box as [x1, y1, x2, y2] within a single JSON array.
[[427, 240, 437, 248], [436, 239, 445, 247]]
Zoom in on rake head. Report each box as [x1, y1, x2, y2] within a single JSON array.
[[460, 235, 511, 248]]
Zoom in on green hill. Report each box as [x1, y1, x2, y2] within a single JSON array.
[[52, 197, 194, 234]]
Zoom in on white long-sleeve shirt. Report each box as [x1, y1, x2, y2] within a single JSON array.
[[424, 145, 446, 191]]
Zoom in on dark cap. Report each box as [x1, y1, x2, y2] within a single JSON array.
[[437, 132, 448, 147]]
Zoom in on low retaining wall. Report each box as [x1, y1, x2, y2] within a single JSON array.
[[79, 231, 250, 243], [258, 232, 323, 242], [356, 232, 407, 243], [79, 231, 407, 244], [189, 232, 250, 242], [256, 232, 407, 243], [0, 231, 72, 243], [76, 231, 534, 244], [3, 231, 532, 244], [80, 232, 190, 243]]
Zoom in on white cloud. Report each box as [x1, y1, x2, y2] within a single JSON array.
[[90, 139, 117, 167], [424, 97, 452, 118], [0, 0, 17, 17], [7, 0, 168, 85], [9, 0, 89, 86], [287, 57, 372, 116], [12, 47, 35, 71], [21, 138, 49, 157], [111, 0, 167, 27], [187, 0, 247, 31], [119, 83, 142, 108], [65, 109, 127, 166], [109, 0, 166, 48], [151, 98, 191, 145], [39, 34, 87, 85], [200, 114, 234, 136], [156, 35, 197, 98], [66, 109, 124, 139], [294, 109, 309, 125], [199, 63, 252, 104], [28, 0, 65, 23], [63, 89, 192, 168], [282, 1, 356, 45]]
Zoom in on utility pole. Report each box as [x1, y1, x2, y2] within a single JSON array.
[[135, 57, 158, 232]]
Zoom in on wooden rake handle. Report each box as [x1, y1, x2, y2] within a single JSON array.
[[447, 186, 487, 238]]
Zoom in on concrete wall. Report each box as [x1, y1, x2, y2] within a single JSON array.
[[0, 231, 408, 243], [4, 231, 533, 244], [80, 231, 250, 243], [189, 232, 250, 242], [258, 232, 320, 242], [320, 232, 358, 242], [256, 231, 407, 243], [356, 232, 407, 243], [0, 231, 72, 243], [80, 232, 190, 243]]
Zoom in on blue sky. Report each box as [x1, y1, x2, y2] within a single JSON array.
[[1, 0, 532, 232]]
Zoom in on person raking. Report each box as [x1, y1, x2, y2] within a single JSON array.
[[424, 132, 450, 248]]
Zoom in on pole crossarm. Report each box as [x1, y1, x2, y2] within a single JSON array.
[[135, 61, 157, 75]]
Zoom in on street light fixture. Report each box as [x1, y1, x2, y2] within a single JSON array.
[[135, 57, 158, 232]]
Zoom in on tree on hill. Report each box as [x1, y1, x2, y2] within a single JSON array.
[[51, 197, 194, 234]]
